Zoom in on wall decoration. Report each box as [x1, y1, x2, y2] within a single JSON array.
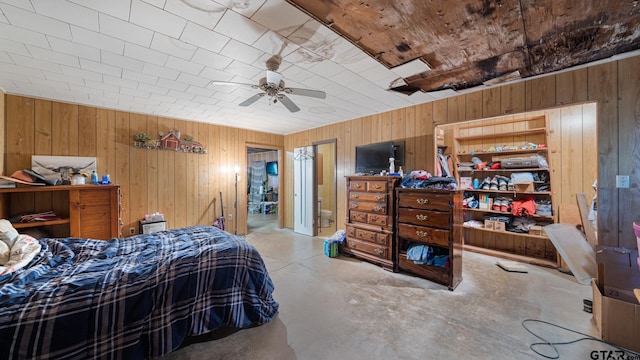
[[32, 156, 97, 184], [133, 129, 207, 154]]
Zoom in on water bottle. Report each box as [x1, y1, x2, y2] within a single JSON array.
[[91, 171, 99, 185]]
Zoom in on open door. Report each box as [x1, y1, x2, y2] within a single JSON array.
[[293, 146, 315, 236]]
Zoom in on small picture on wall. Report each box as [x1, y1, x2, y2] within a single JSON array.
[[32, 155, 97, 184]]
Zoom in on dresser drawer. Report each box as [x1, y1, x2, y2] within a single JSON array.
[[367, 181, 387, 192], [349, 180, 367, 191], [349, 201, 387, 213], [397, 192, 451, 211], [397, 208, 450, 230], [349, 191, 387, 202], [346, 225, 356, 238], [397, 223, 449, 247], [367, 213, 389, 227], [345, 237, 388, 258], [355, 228, 388, 245], [350, 210, 368, 223]]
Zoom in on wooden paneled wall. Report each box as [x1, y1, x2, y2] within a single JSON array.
[[284, 55, 640, 249], [3, 96, 283, 236]]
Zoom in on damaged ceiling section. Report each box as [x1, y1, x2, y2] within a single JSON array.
[[286, 0, 640, 94]]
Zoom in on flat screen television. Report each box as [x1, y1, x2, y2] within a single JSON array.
[[266, 161, 278, 175], [355, 141, 405, 175]]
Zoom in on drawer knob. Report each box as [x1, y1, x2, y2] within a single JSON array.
[[416, 214, 429, 221], [416, 230, 430, 238], [371, 216, 378, 221], [351, 203, 359, 208], [373, 206, 382, 211], [349, 241, 356, 247], [417, 198, 430, 205], [352, 194, 359, 199], [374, 248, 383, 255], [373, 184, 381, 189], [375, 195, 383, 201], [354, 183, 361, 188]]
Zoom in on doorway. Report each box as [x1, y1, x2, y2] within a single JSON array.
[[314, 139, 337, 237], [246, 145, 281, 233]]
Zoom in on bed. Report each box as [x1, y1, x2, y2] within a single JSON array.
[[0, 225, 279, 359]]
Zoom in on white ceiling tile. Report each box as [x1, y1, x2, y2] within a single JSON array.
[[286, 19, 339, 55], [167, 89, 195, 100], [71, 25, 124, 54], [251, 30, 299, 58], [0, 0, 34, 11], [214, 9, 266, 46], [47, 36, 101, 61], [68, 0, 131, 20], [157, 77, 189, 91], [176, 72, 209, 87], [223, 59, 262, 79], [186, 85, 214, 97], [191, 48, 233, 69], [103, 74, 138, 88], [142, 63, 179, 80], [250, 0, 308, 37], [60, 64, 102, 81], [29, 76, 70, 90], [84, 79, 119, 92], [180, 21, 230, 53], [165, 56, 204, 75], [79, 58, 121, 77], [0, 22, 49, 48], [276, 64, 313, 83], [390, 58, 431, 78], [164, 0, 225, 29], [307, 60, 345, 78], [0, 11, 7, 24], [339, 52, 382, 73], [123, 69, 159, 84], [215, 0, 265, 18], [124, 42, 168, 66], [150, 33, 197, 60], [138, 82, 169, 95], [130, 0, 186, 38], [1, 3, 72, 40], [26, 45, 79, 67], [120, 87, 151, 97], [99, 13, 153, 47], [140, 0, 166, 8], [0, 38, 30, 56], [101, 51, 145, 72], [323, 36, 363, 64], [44, 72, 86, 86], [219, 39, 263, 65], [131, 97, 161, 106], [0, 51, 12, 63], [9, 53, 62, 73], [200, 66, 235, 82], [31, 0, 98, 31]]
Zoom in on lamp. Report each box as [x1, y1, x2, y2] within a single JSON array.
[[234, 166, 240, 235]]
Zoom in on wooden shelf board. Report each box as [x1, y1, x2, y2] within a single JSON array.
[[455, 148, 547, 157], [13, 218, 71, 228], [0, 184, 117, 193], [454, 128, 546, 141], [462, 225, 551, 239], [464, 208, 554, 220], [457, 168, 549, 173], [463, 244, 557, 268], [462, 189, 552, 195]]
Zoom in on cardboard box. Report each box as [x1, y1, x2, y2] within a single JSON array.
[[529, 225, 543, 236], [484, 219, 494, 230], [514, 182, 534, 192], [592, 279, 640, 352], [596, 247, 640, 304], [494, 221, 505, 231]]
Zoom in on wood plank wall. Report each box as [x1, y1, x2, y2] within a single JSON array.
[[284, 55, 640, 249], [3, 96, 283, 236]]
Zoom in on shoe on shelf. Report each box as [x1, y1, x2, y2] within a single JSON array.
[[490, 177, 499, 191], [481, 177, 492, 190], [507, 179, 514, 191], [497, 176, 508, 191], [493, 197, 502, 211], [500, 198, 511, 212]]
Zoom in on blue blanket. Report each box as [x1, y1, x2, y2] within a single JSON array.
[[0, 226, 279, 359]]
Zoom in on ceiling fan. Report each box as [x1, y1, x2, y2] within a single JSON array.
[[211, 55, 326, 113]]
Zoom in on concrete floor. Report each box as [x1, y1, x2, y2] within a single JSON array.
[[164, 218, 615, 360]]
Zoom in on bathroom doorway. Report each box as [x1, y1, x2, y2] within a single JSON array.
[[246, 145, 282, 233], [314, 139, 337, 237]]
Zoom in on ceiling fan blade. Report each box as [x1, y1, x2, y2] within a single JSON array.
[[287, 87, 327, 99], [278, 95, 300, 113], [265, 70, 283, 86], [211, 81, 256, 88], [239, 93, 265, 107]]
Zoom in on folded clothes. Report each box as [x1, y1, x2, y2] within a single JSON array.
[[406, 243, 432, 264]]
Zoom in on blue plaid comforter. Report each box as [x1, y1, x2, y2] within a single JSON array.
[[0, 226, 279, 359]]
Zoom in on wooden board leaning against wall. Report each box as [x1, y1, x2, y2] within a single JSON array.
[[435, 103, 598, 267]]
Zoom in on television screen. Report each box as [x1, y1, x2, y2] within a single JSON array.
[[266, 161, 278, 175], [355, 141, 404, 175]]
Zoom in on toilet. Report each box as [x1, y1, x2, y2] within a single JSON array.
[[320, 209, 332, 228]]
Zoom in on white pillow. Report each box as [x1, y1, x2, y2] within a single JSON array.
[[0, 219, 19, 248], [0, 240, 9, 265], [0, 234, 41, 276]]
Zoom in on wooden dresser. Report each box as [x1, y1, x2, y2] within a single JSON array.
[[0, 185, 121, 240], [395, 188, 463, 290], [343, 176, 400, 271]]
